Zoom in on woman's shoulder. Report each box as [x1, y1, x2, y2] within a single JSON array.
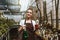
[[32, 20, 36, 23], [20, 19, 25, 22], [32, 20, 35, 22]]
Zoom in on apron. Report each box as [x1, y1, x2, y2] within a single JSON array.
[[18, 20, 44, 40], [24, 20, 44, 40], [23, 20, 35, 40]]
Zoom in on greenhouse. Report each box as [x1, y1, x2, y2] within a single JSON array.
[[0, 0, 60, 40]]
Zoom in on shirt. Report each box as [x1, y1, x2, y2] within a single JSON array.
[[19, 19, 36, 30]]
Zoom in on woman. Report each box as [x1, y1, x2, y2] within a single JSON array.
[[18, 8, 36, 40]]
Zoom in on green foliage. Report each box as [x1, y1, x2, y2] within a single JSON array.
[[0, 17, 16, 37]]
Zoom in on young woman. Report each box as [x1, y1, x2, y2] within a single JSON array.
[[18, 8, 36, 40]]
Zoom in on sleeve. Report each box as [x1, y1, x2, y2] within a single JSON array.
[[33, 21, 36, 27], [19, 20, 24, 26], [32, 20, 36, 30]]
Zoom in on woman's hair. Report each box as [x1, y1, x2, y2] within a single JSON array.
[[27, 8, 33, 11], [26, 8, 33, 13], [24, 8, 34, 20]]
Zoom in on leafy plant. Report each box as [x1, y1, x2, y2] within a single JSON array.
[[0, 17, 16, 37]]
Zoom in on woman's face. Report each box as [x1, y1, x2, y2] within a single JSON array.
[[26, 9, 33, 18]]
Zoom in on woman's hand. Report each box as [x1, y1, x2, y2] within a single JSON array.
[[22, 25, 26, 31], [18, 25, 26, 32], [18, 26, 23, 32]]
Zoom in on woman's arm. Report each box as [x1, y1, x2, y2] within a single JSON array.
[[32, 20, 36, 31], [18, 20, 24, 32]]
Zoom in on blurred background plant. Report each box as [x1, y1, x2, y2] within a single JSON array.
[[0, 12, 16, 36]]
